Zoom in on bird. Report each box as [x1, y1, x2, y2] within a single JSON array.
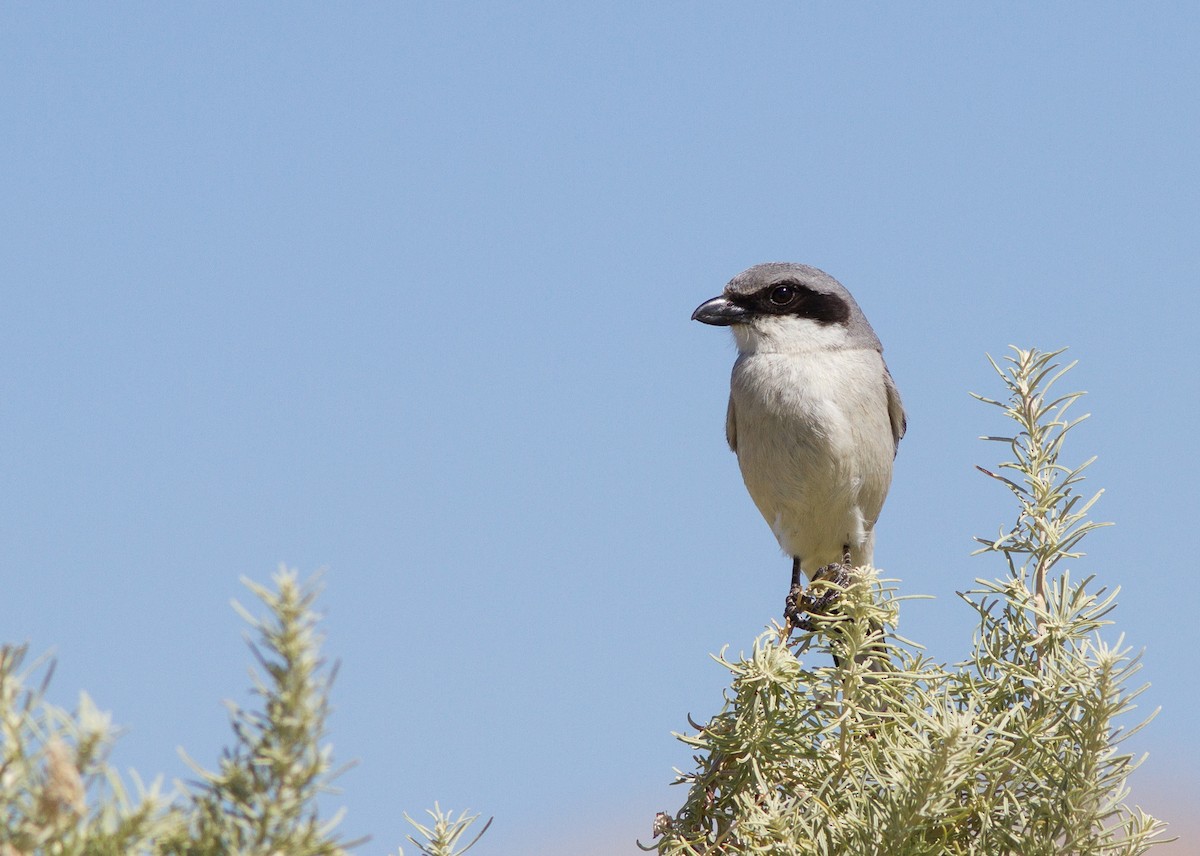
[[692, 262, 906, 638]]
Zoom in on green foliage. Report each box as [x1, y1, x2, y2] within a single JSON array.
[[398, 805, 492, 856], [0, 646, 178, 855], [0, 347, 1168, 856], [651, 347, 1167, 856], [0, 568, 358, 856], [157, 570, 356, 856], [972, 347, 1111, 638]]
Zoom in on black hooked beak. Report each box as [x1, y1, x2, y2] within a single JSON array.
[[691, 295, 749, 326]]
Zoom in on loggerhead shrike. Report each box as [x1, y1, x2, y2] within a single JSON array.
[[692, 262, 906, 632]]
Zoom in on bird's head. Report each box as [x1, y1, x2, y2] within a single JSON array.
[[692, 262, 880, 355]]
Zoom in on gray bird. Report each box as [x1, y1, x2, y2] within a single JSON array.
[[692, 262, 906, 630]]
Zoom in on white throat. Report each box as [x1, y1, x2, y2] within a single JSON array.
[[731, 315, 858, 356]]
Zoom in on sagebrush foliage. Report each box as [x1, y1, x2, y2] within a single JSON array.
[[0, 349, 1168, 855], [156, 573, 357, 856], [0, 645, 177, 854], [0, 570, 485, 856], [0, 569, 355, 856], [651, 348, 1166, 856]]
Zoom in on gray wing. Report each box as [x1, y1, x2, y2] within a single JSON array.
[[725, 395, 737, 452], [883, 364, 906, 455]]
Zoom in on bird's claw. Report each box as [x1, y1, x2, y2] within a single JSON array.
[[802, 561, 852, 615], [784, 581, 806, 627], [786, 558, 854, 630]]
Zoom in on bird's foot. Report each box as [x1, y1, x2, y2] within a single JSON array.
[[787, 557, 854, 632], [784, 580, 806, 627], [801, 560, 853, 615]]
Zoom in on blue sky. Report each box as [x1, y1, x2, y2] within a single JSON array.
[[2, 4, 1198, 854]]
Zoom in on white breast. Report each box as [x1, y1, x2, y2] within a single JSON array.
[[729, 346, 895, 574]]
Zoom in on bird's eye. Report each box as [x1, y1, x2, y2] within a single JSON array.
[[769, 285, 797, 306]]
